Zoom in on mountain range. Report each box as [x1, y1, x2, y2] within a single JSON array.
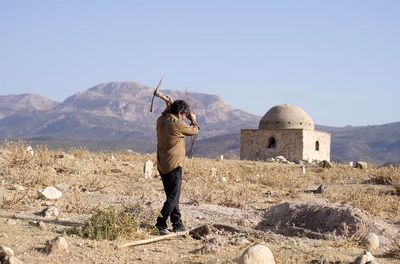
[[1, 81, 399, 164]]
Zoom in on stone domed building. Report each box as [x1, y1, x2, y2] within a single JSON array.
[[240, 104, 330, 162]]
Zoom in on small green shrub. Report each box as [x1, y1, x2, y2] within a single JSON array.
[[83, 206, 136, 240]]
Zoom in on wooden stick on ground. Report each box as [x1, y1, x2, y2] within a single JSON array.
[[117, 231, 189, 249]]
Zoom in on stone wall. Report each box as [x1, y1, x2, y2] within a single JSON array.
[[240, 129, 304, 161], [241, 129, 331, 162], [302, 130, 331, 161]]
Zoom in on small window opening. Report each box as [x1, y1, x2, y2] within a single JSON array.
[[300, 122, 303, 125], [315, 141, 320, 151], [275, 121, 279, 124], [268, 137, 276, 148]]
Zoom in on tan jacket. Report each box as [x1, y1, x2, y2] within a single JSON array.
[[156, 113, 199, 174]]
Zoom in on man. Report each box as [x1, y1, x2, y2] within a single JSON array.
[[155, 100, 199, 235]]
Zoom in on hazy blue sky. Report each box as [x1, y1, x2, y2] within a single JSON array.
[[1, 1, 399, 126]]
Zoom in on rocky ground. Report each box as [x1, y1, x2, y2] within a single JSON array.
[[0, 141, 399, 263]]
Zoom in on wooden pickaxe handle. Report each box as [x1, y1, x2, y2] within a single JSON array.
[[154, 89, 173, 104]]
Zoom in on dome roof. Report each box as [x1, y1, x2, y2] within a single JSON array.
[[259, 104, 314, 130]]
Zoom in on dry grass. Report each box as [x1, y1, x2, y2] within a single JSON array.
[[183, 159, 307, 208], [370, 166, 400, 185], [326, 186, 400, 221], [320, 163, 369, 183], [0, 141, 56, 187], [386, 239, 400, 260], [64, 191, 100, 214], [1, 141, 400, 263], [1, 191, 28, 210]]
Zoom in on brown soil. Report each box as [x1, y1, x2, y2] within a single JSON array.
[[0, 143, 400, 263]]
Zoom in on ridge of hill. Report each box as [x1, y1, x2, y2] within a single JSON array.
[[0, 82, 399, 163]]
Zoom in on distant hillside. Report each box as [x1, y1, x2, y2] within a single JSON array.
[[0, 93, 58, 119], [1, 81, 399, 164], [0, 81, 258, 143], [317, 123, 400, 164]]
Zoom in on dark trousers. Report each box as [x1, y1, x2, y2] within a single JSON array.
[[155, 166, 183, 229]]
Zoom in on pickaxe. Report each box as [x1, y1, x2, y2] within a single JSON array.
[[150, 75, 173, 112], [149, 76, 198, 158]]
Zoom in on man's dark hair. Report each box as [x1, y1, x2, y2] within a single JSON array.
[[170, 100, 190, 115]]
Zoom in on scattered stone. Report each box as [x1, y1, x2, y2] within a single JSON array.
[[8, 185, 25, 191], [361, 232, 380, 250], [0, 246, 14, 258], [210, 168, 218, 177], [79, 185, 88, 192], [304, 184, 325, 194], [143, 160, 153, 179], [38, 186, 63, 200], [55, 153, 75, 159], [302, 165, 306, 174], [26, 146, 34, 156], [355, 161, 368, 170], [239, 244, 275, 264], [41, 206, 60, 218], [5, 219, 16, 225], [45, 237, 68, 254], [110, 155, 116, 161], [110, 168, 122, 173], [189, 224, 213, 240], [353, 250, 377, 264], [275, 156, 288, 163], [319, 160, 332, 169], [0, 246, 24, 264], [198, 237, 223, 254], [220, 177, 227, 183], [310, 261, 342, 264], [30, 220, 46, 230], [349, 161, 354, 167], [229, 236, 250, 246]]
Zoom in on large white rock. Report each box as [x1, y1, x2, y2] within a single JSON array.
[[45, 237, 68, 254], [361, 232, 380, 250], [41, 206, 60, 218], [239, 244, 275, 264], [0, 246, 24, 264], [143, 160, 153, 179], [0, 246, 14, 258], [355, 161, 368, 169], [354, 250, 377, 264], [210, 168, 218, 177], [275, 156, 287, 162], [38, 186, 63, 200], [26, 146, 34, 156]]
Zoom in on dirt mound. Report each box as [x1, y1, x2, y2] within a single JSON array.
[[257, 201, 399, 245]]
